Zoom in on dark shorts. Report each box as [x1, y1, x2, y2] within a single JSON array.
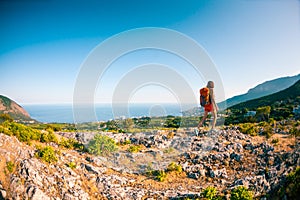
[[204, 104, 213, 112]]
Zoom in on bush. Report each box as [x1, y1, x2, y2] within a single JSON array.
[[87, 134, 117, 156], [147, 170, 167, 182], [261, 125, 273, 138], [6, 161, 15, 173], [40, 131, 58, 143], [289, 127, 300, 137], [271, 138, 279, 144], [36, 146, 58, 163], [0, 124, 13, 136], [239, 123, 258, 136], [202, 186, 217, 200], [2, 122, 41, 142], [118, 139, 131, 145], [276, 167, 300, 199], [128, 145, 142, 153], [0, 113, 13, 123], [167, 162, 182, 173], [230, 186, 253, 200], [59, 137, 84, 150], [66, 161, 77, 170]]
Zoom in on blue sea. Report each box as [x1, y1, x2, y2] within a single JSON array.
[[23, 103, 195, 123]]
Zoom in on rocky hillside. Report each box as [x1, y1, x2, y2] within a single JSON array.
[[0, 95, 31, 121], [0, 127, 299, 199]]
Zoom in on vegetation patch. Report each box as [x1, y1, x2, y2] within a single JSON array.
[[0, 121, 41, 143], [87, 134, 117, 156], [6, 161, 15, 173], [238, 123, 258, 136], [274, 167, 300, 199], [59, 137, 84, 150], [127, 145, 142, 153], [201, 186, 217, 200], [66, 161, 77, 170], [147, 169, 167, 182], [35, 146, 58, 164], [167, 162, 182, 173], [230, 186, 253, 200]]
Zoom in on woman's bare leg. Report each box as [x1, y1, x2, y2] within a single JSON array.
[[198, 111, 208, 128], [211, 110, 217, 130]]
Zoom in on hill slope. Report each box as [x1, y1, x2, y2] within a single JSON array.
[[0, 126, 299, 199], [225, 74, 300, 107], [0, 95, 31, 121], [230, 79, 300, 111]]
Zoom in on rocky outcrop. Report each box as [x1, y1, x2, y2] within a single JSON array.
[[0, 126, 299, 199]]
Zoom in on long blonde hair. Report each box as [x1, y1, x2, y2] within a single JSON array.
[[207, 81, 214, 88]]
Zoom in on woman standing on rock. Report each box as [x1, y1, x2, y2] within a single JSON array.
[[198, 81, 218, 131]]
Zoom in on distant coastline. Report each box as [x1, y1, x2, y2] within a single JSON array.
[[23, 103, 196, 123]]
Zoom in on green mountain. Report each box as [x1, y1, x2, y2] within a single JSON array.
[[225, 74, 300, 107], [229, 79, 300, 111], [0, 95, 32, 121]]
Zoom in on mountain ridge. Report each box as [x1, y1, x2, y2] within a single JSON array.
[[0, 95, 32, 121], [225, 73, 300, 107], [229, 79, 300, 111]]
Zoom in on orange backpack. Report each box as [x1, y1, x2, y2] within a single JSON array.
[[200, 87, 211, 107]]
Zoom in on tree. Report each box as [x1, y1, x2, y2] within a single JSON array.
[[133, 117, 151, 128], [106, 120, 119, 131], [87, 134, 117, 156], [0, 113, 13, 123], [123, 118, 134, 131], [256, 106, 271, 122], [164, 116, 181, 128]]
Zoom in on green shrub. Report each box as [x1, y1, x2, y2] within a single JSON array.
[[271, 138, 279, 144], [128, 145, 142, 153], [36, 146, 58, 163], [59, 137, 84, 150], [66, 161, 77, 170], [2, 122, 41, 142], [202, 186, 217, 200], [261, 125, 273, 138], [0, 113, 13, 123], [87, 134, 117, 156], [118, 139, 131, 145], [277, 167, 300, 199], [148, 170, 167, 182], [146, 168, 167, 182], [6, 161, 15, 173], [230, 186, 253, 200], [289, 127, 300, 137], [40, 131, 58, 143], [239, 123, 258, 136], [167, 162, 182, 173], [0, 124, 13, 136]]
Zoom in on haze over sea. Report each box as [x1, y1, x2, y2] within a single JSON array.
[[23, 103, 194, 123]]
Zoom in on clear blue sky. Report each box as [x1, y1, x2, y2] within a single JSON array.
[[0, 0, 299, 104]]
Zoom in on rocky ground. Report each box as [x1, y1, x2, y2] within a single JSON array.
[[0, 127, 299, 199]]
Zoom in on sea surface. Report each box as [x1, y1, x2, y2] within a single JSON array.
[[23, 103, 195, 123]]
